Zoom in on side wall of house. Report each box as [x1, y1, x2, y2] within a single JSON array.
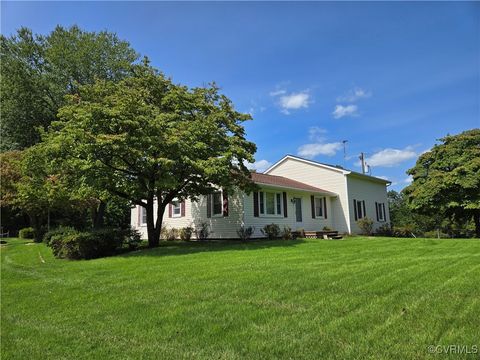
[[265, 158, 351, 233], [346, 175, 390, 233], [243, 187, 334, 238]]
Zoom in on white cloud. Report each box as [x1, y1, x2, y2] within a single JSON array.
[[337, 87, 372, 102], [308, 126, 327, 141], [269, 89, 286, 97], [403, 175, 413, 184], [270, 87, 311, 114], [366, 147, 417, 167], [298, 142, 343, 158], [279, 92, 311, 114], [332, 104, 358, 119], [245, 159, 272, 173]]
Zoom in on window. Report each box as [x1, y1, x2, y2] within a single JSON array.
[[259, 191, 282, 216], [315, 197, 324, 218], [376, 202, 386, 222], [171, 200, 181, 217], [354, 199, 366, 220], [212, 191, 223, 216], [141, 207, 147, 224]]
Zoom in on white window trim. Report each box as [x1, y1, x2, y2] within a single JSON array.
[[171, 200, 182, 218], [314, 196, 325, 219], [377, 202, 386, 222], [259, 190, 283, 218], [211, 191, 224, 217], [355, 199, 366, 220], [140, 207, 147, 225]]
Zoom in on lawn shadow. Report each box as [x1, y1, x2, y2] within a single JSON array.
[[119, 238, 308, 258]]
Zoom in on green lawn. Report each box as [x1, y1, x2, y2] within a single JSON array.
[[1, 237, 479, 359]]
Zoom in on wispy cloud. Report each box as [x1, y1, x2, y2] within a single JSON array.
[[244, 159, 272, 173], [337, 87, 372, 102], [332, 104, 358, 119], [298, 142, 343, 158], [365, 147, 417, 167], [297, 127, 342, 158], [403, 175, 413, 184], [270, 87, 311, 114]]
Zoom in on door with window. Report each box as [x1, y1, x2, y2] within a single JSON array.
[[294, 198, 303, 225]]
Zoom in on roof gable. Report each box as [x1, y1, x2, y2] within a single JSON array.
[[250, 172, 337, 195]]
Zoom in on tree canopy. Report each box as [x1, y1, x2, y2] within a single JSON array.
[[403, 129, 480, 237], [48, 63, 257, 246], [0, 25, 138, 150]]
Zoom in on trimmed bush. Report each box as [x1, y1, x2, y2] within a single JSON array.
[[195, 222, 210, 241], [237, 226, 255, 242], [281, 226, 292, 240], [124, 228, 142, 250], [375, 224, 393, 237], [43, 226, 77, 245], [261, 224, 280, 240], [356, 217, 374, 236], [179, 227, 193, 241], [164, 228, 178, 241], [19, 227, 35, 239]]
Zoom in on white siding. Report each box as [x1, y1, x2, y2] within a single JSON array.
[[346, 175, 390, 233], [265, 158, 351, 233], [243, 187, 334, 238]]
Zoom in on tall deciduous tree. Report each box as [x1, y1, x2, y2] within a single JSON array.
[[0, 25, 138, 150], [50, 63, 257, 247], [403, 129, 480, 237]]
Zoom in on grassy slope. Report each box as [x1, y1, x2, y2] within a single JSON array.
[[1, 237, 479, 359]]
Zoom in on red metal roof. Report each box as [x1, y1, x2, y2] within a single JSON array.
[[250, 172, 336, 195]]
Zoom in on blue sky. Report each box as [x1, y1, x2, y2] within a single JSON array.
[[2, 1, 479, 190]]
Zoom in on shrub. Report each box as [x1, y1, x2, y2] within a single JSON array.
[[356, 217, 374, 235], [124, 228, 142, 250], [323, 226, 332, 231], [281, 226, 292, 240], [195, 222, 210, 241], [43, 226, 77, 245], [237, 226, 255, 242], [48, 228, 125, 260], [423, 230, 449, 239], [19, 227, 35, 239], [392, 225, 417, 238], [375, 223, 393, 237], [164, 228, 178, 241], [179, 227, 193, 241], [261, 223, 280, 240]]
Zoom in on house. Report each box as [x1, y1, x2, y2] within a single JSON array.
[[131, 155, 391, 238]]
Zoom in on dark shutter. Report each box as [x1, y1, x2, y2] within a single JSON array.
[[283, 192, 288, 218], [181, 201, 185, 217], [375, 202, 379, 221], [353, 200, 358, 221], [362, 201, 366, 218], [222, 191, 229, 217], [206, 194, 212, 218], [323, 197, 327, 219], [168, 203, 172, 218], [311, 195, 315, 219], [253, 192, 259, 217]]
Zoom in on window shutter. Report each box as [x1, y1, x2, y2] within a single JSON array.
[[168, 203, 172, 218], [222, 191, 229, 217], [323, 197, 327, 219], [283, 192, 288, 218], [375, 202, 379, 221], [362, 201, 366, 218], [353, 200, 358, 221], [181, 201, 185, 217], [206, 194, 212, 218], [311, 195, 315, 219], [253, 192, 259, 217]]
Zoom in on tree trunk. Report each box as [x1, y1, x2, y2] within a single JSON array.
[[93, 201, 106, 229], [29, 213, 43, 243], [474, 210, 480, 239], [145, 196, 168, 248]]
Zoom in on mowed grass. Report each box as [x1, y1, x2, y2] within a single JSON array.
[[1, 237, 479, 359]]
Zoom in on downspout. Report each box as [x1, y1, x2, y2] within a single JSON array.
[[344, 174, 352, 234]]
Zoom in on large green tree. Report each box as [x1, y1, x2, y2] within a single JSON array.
[[49, 63, 257, 247], [403, 129, 480, 237], [0, 25, 138, 150]]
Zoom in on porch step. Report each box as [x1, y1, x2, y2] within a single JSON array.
[[301, 230, 342, 240]]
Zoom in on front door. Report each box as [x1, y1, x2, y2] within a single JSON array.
[[294, 198, 303, 225]]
